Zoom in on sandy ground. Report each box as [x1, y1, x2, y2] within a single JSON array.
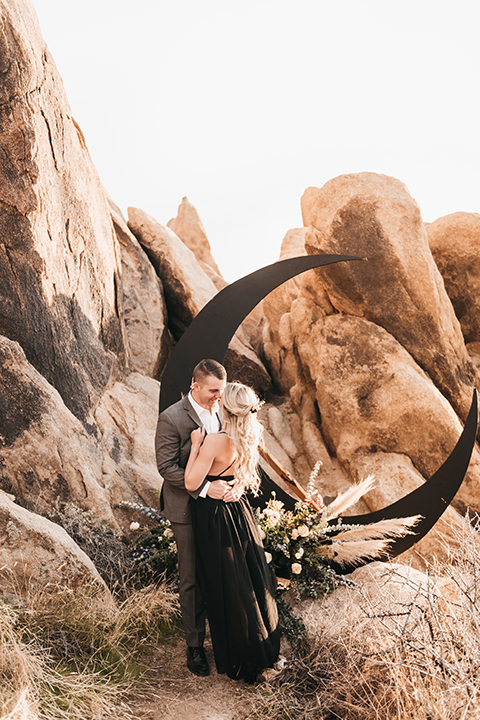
[[126, 637, 261, 720]]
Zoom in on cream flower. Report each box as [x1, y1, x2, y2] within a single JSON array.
[[129, 521, 140, 531], [291, 528, 299, 540], [265, 551, 272, 564], [163, 528, 174, 538], [297, 525, 309, 538], [294, 548, 304, 559], [258, 526, 266, 540], [291, 562, 302, 575], [266, 510, 281, 528]]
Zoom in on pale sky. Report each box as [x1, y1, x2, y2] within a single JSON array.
[[33, 0, 480, 282]]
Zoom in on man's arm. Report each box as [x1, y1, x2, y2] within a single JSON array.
[[155, 413, 186, 489], [155, 412, 228, 499]]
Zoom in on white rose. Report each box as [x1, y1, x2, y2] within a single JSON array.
[[291, 528, 299, 540], [295, 548, 304, 559], [164, 528, 174, 538], [129, 522, 140, 531], [291, 563, 302, 575], [297, 525, 309, 538], [266, 511, 280, 528], [265, 551, 272, 564]]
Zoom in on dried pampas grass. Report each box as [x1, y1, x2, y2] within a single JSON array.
[[326, 515, 422, 567], [327, 476, 376, 518]]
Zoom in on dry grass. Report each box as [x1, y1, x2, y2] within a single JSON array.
[[0, 581, 180, 720], [250, 516, 480, 720]]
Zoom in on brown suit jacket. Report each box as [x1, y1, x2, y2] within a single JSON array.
[[155, 396, 220, 524]]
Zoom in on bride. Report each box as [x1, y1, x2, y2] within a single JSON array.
[[185, 382, 280, 683]]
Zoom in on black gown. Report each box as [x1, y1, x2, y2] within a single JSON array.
[[191, 468, 280, 681]]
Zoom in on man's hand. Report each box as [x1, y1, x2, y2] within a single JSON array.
[[206, 479, 230, 499], [223, 481, 244, 503]]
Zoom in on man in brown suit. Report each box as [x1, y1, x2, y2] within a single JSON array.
[[155, 359, 230, 676]]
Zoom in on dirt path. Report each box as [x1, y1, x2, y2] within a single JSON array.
[[128, 638, 261, 720]]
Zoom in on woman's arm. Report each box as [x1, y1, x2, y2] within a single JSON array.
[[185, 429, 218, 491]]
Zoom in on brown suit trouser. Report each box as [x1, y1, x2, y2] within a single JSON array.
[[171, 521, 206, 648]]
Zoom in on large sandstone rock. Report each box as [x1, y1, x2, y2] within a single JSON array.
[[93, 372, 163, 518], [292, 308, 480, 514], [110, 200, 171, 379], [299, 561, 434, 640], [301, 173, 477, 424], [0, 489, 107, 594], [128, 208, 218, 336], [350, 452, 467, 569], [127, 207, 272, 394], [167, 196, 223, 278], [426, 212, 480, 345], [0, 336, 161, 527], [0, 0, 130, 423]]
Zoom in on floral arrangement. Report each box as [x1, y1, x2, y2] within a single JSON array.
[[255, 468, 421, 598]]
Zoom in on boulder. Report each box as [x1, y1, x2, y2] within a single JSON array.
[[292, 308, 480, 514], [109, 200, 171, 379], [299, 561, 434, 640], [0, 489, 107, 594], [426, 212, 480, 345], [127, 208, 219, 337], [301, 173, 477, 424], [93, 372, 163, 519], [127, 207, 272, 395], [0, 0, 128, 423], [349, 452, 467, 569], [0, 336, 113, 522], [0, 336, 161, 527], [167, 196, 223, 277]]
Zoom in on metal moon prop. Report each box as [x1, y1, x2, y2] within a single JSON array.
[[159, 254, 363, 413], [159, 253, 478, 565]]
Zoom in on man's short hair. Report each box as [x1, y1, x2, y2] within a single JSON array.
[[192, 359, 227, 384]]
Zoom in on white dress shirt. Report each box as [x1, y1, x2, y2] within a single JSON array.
[[188, 392, 220, 497]]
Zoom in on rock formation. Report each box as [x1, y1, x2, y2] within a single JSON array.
[[426, 212, 480, 347], [167, 196, 223, 279], [0, 488, 107, 593], [0, 1, 478, 591]]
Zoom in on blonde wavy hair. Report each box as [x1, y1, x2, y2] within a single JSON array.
[[221, 382, 263, 494]]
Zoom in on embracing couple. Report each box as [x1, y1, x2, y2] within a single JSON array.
[[155, 359, 280, 683]]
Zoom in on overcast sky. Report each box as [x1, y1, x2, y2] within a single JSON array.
[[33, 0, 480, 282]]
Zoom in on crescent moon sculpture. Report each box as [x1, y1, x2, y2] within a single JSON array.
[[159, 254, 478, 564]]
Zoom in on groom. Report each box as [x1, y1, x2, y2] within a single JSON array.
[[155, 358, 229, 676]]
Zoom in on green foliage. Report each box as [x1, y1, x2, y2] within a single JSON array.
[[119, 501, 179, 587], [275, 596, 306, 650]]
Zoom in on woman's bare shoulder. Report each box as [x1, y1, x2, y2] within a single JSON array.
[[204, 431, 231, 448]]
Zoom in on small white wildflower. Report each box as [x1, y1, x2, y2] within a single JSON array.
[[291, 562, 302, 575], [129, 522, 140, 531], [295, 548, 304, 559]]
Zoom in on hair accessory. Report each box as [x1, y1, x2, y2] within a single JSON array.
[[250, 400, 265, 414]]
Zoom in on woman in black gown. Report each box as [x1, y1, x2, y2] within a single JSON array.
[[185, 382, 280, 683]]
